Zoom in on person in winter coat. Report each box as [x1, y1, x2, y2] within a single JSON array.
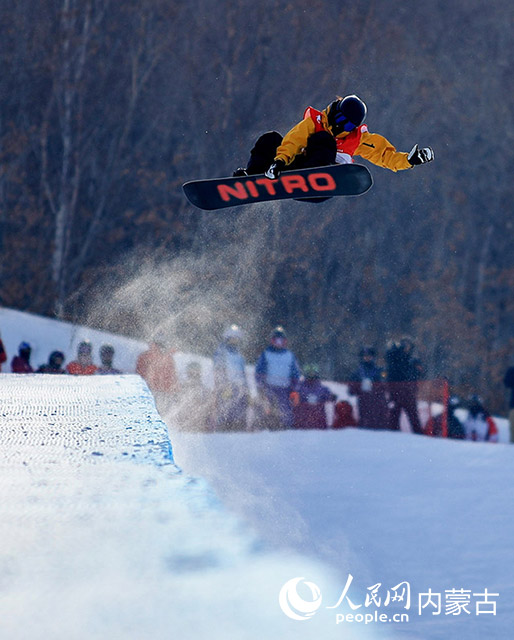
[[233, 95, 434, 180], [463, 395, 498, 443], [425, 395, 465, 439], [503, 365, 514, 443], [0, 332, 7, 372], [213, 324, 249, 431], [348, 346, 388, 429], [11, 342, 34, 373], [136, 339, 178, 418], [332, 400, 359, 429], [37, 350, 66, 374], [66, 341, 98, 375], [177, 361, 212, 432], [292, 364, 336, 430], [255, 326, 301, 430], [385, 337, 425, 434], [96, 344, 122, 375]]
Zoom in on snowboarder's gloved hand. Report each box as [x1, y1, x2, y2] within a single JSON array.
[[408, 144, 434, 166], [265, 159, 285, 180]]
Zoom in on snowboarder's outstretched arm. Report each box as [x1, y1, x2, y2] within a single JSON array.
[[355, 131, 434, 172]]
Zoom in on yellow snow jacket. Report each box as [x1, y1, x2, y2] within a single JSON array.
[[274, 106, 412, 172]]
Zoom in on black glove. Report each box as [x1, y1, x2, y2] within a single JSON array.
[[408, 144, 434, 166], [264, 159, 285, 180]]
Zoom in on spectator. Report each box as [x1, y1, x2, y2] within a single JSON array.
[[425, 395, 465, 439], [96, 344, 122, 375], [136, 340, 178, 417], [11, 342, 34, 373], [213, 324, 249, 431], [37, 351, 66, 374], [332, 399, 359, 429], [463, 395, 498, 443], [292, 364, 336, 429], [0, 332, 7, 372], [348, 346, 388, 429], [255, 326, 301, 430], [503, 365, 514, 443], [66, 341, 98, 375], [176, 361, 212, 432], [385, 337, 424, 434]]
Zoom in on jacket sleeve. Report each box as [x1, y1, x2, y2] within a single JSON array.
[[0, 340, 6, 365], [355, 130, 412, 172], [274, 118, 317, 165]]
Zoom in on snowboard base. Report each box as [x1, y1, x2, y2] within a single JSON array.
[[182, 163, 373, 210]]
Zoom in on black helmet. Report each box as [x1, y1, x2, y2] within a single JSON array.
[[100, 344, 115, 356], [327, 95, 367, 135]]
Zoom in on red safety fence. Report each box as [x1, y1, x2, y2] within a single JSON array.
[[338, 379, 450, 436]]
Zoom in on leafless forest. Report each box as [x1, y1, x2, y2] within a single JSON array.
[[0, 1, 513, 409]]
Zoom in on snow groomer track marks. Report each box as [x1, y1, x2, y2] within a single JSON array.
[[0, 375, 341, 640], [0, 375, 174, 464]]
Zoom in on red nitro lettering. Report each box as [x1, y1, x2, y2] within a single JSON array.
[[255, 179, 277, 195], [218, 182, 248, 202], [217, 171, 337, 203], [307, 173, 337, 191], [280, 175, 309, 194], [245, 180, 259, 197]]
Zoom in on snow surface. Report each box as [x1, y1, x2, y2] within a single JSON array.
[[0, 374, 366, 640], [172, 428, 514, 639]]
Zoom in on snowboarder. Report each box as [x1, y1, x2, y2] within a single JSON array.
[[255, 326, 301, 430], [176, 361, 212, 432], [11, 341, 34, 373], [385, 337, 425, 434], [66, 341, 98, 375], [96, 344, 122, 375], [332, 399, 359, 429], [291, 364, 336, 430], [37, 350, 66, 374], [503, 365, 514, 443], [425, 394, 465, 439], [213, 324, 249, 431], [463, 395, 498, 443], [233, 95, 434, 179]]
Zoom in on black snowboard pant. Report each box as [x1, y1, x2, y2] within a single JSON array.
[[387, 384, 423, 434], [246, 130, 337, 175]]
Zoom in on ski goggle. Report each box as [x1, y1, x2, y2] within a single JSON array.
[[334, 113, 357, 132]]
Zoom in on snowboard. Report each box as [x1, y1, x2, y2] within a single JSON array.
[[182, 163, 373, 210]]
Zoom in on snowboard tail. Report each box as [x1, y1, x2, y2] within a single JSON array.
[[182, 164, 372, 210]]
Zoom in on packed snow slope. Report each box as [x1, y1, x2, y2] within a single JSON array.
[[172, 428, 514, 640], [0, 374, 372, 640]]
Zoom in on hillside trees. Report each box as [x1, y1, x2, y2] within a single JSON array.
[[0, 0, 513, 410]]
